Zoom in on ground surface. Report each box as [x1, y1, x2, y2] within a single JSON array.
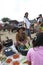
[[0, 31, 36, 42]]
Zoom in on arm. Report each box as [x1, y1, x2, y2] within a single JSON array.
[[16, 34, 24, 45], [24, 61, 31, 65], [26, 49, 31, 65], [23, 33, 30, 43], [22, 21, 26, 28], [28, 61, 31, 65]]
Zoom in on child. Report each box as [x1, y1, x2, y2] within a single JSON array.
[[26, 32, 43, 65]]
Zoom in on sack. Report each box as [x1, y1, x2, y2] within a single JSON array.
[[16, 45, 28, 56], [3, 47, 15, 56], [3, 39, 13, 47]]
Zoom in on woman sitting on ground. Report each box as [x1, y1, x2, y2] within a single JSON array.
[[15, 27, 30, 50]]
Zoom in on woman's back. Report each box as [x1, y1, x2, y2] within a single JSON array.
[[26, 46, 43, 65]]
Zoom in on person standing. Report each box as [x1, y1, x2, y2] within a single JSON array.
[[23, 12, 32, 39], [37, 14, 43, 23]]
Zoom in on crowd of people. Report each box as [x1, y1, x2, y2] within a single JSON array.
[[0, 12, 43, 65]]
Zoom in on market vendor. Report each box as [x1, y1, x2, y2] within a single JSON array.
[[15, 27, 30, 50]]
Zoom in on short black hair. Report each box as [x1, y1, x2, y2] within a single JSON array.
[[39, 14, 42, 17], [25, 12, 28, 15], [24, 12, 28, 17], [32, 32, 43, 47]]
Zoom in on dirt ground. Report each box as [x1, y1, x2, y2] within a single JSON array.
[[0, 31, 16, 43], [0, 31, 36, 44]]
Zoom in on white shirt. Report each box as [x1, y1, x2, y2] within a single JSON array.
[[37, 18, 42, 22], [23, 17, 31, 29]]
